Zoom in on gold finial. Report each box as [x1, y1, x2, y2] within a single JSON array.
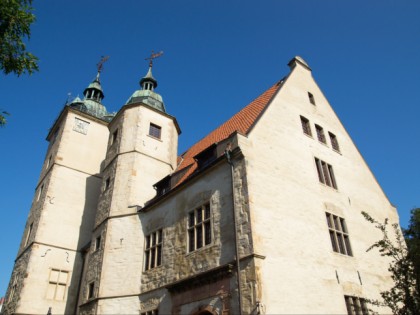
[[145, 50, 163, 67], [96, 55, 110, 74]]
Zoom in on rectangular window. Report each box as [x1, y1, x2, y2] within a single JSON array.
[[87, 282, 95, 299], [188, 203, 212, 252], [149, 123, 162, 139], [315, 158, 338, 189], [46, 269, 69, 301], [144, 229, 163, 271], [111, 129, 118, 145], [315, 124, 326, 144], [308, 92, 316, 105], [50, 126, 60, 146], [140, 310, 159, 315], [95, 235, 101, 251], [326, 213, 352, 256], [329, 132, 340, 152], [104, 178, 110, 191], [344, 295, 369, 315], [24, 223, 33, 247], [37, 184, 44, 201], [46, 155, 52, 169], [300, 116, 312, 136]]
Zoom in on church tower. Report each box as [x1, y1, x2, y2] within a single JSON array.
[[78, 56, 180, 314], [2, 63, 111, 315]]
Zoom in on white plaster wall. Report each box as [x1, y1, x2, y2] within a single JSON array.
[[109, 153, 173, 216], [99, 215, 143, 297], [36, 165, 101, 249], [96, 293, 140, 314], [12, 110, 109, 314], [243, 61, 397, 314], [95, 104, 180, 307], [117, 105, 178, 170], [16, 244, 82, 315], [56, 111, 109, 175]]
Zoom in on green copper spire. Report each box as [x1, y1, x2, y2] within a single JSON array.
[[125, 51, 166, 112], [69, 56, 113, 121]]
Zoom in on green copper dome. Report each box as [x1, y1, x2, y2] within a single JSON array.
[[125, 66, 166, 112], [69, 73, 114, 121]]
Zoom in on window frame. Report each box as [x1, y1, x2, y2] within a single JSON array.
[[149, 123, 162, 139], [24, 222, 33, 247], [111, 129, 118, 146], [344, 295, 369, 315], [104, 177, 110, 191], [187, 203, 212, 253], [315, 157, 338, 189], [315, 124, 327, 144], [94, 235, 101, 251], [37, 184, 44, 201], [329, 131, 340, 152], [300, 116, 312, 137], [144, 229, 163, 271], [47, 269, 69, 301], [326, 212, 353, 256], [308, 92, 316, 105], [87, 281, 95, 300]]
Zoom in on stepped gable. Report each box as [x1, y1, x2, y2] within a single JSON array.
[[174, 79, 284, 187]]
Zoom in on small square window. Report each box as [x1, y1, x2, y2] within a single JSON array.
[[149, 123, 161, 139], [308, 92, 316, 105]]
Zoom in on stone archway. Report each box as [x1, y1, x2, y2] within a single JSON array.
[[191, 306, 217, 315]]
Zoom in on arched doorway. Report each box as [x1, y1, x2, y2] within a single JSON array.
[[191, 306, 217, 315]]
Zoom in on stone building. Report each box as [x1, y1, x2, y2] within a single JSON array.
[[2, 56, 400, 314]]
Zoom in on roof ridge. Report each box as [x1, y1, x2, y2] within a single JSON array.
[[171, 79, 284, 186]]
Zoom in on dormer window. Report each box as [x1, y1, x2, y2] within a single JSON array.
[[195, 144, 217, 170], [154, 176, 171, 197]]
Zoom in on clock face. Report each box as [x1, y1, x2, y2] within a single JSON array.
[[73, 117, 90, 135]]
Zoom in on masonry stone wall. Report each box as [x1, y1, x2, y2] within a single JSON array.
[[1, 249, 31, 315]]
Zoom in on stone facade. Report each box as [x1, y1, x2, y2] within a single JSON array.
[[3, 57, 401, 315]]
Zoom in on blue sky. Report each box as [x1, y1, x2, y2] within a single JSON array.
[[1, 1, 419, 296]]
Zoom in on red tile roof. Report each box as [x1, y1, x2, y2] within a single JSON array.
[[173, 79, 284, 187]]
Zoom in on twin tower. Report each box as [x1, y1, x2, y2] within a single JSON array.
[[3, 60, 179, 314]]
